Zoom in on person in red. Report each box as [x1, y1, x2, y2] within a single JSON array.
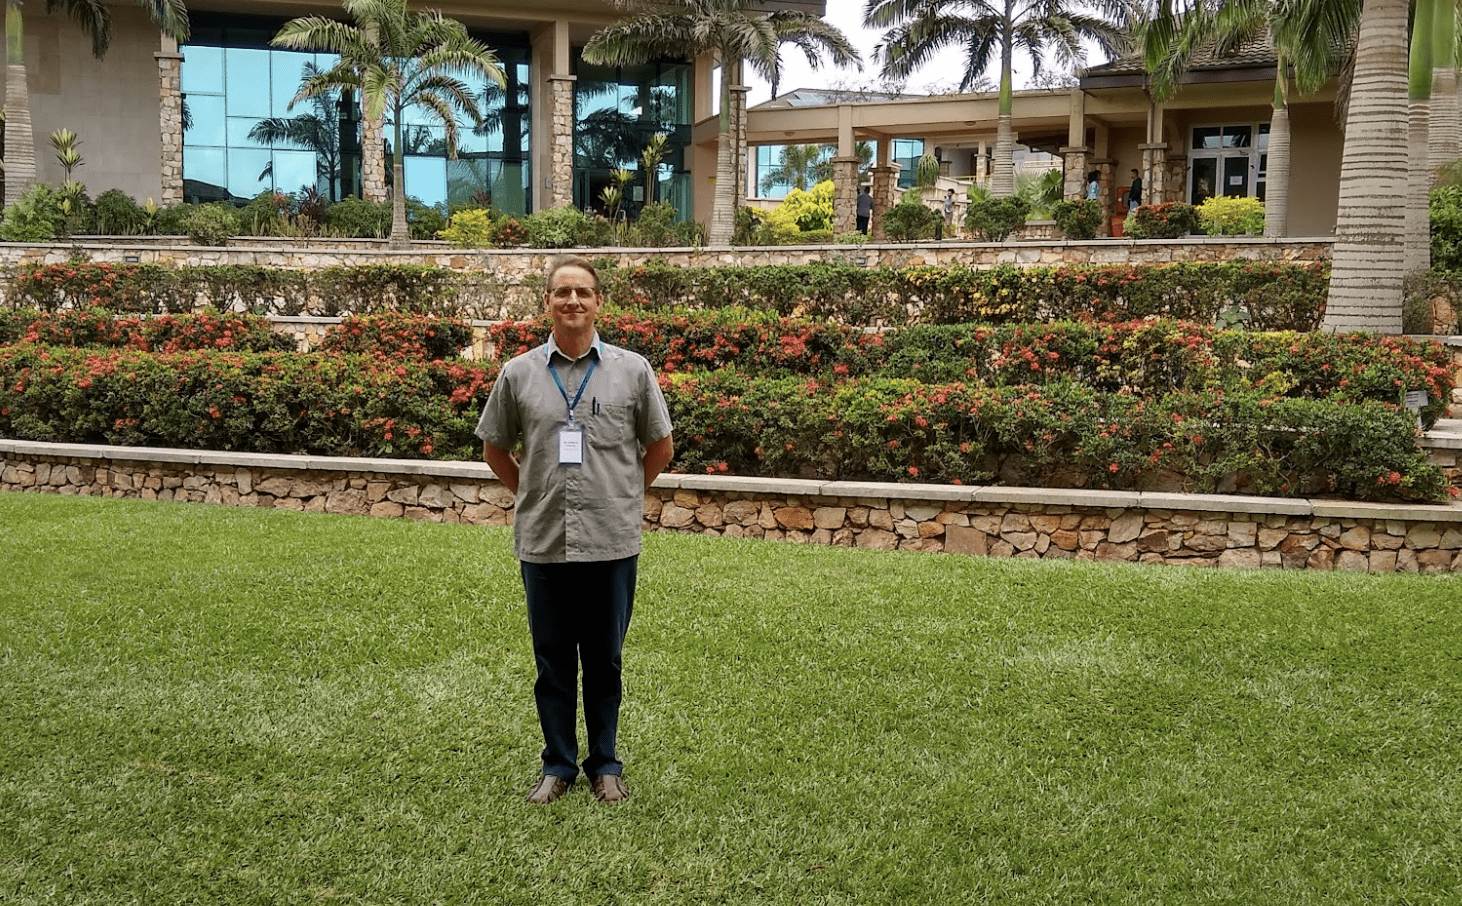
[[477, 255, 674, 804]]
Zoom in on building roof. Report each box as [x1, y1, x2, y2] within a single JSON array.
[[1080, 31, 1280, 89], [753, 87, 926, 109]]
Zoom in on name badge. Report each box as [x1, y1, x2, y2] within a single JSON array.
[[559, 428, 584, 465]]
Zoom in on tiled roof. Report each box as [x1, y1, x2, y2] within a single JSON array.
[[1085, 31, 1278, 78]]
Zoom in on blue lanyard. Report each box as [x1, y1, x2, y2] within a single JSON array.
[[547, 344, 599, 421]]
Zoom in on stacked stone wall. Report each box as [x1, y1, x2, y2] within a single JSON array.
[[3, 443, 1459, 574]]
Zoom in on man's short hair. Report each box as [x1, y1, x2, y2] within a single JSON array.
[[546, 255, 602, 294]]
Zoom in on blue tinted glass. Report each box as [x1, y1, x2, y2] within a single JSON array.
[[446, 156, 490, 205], [228, 117, 266, 147], [404, 156, 447, 207], [225, 48, 271, 117], [400, 125, 446, 155], [228, 147, 272, 198], [186, 95, 226, 146], [182, 45, 223, 94], [272, 53, 317, 116], [493, 160, 529, 214], [183, 146, 227, 193], [273, 150, 319, 195]]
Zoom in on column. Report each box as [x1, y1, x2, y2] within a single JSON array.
[[832, 156, 859, 234], [870, 164, 899, 240], [1140, 142, 1168, 205], [155, 37, 184, 206], [550, 75, 576, 209], [1061, 146, 1091, 201]]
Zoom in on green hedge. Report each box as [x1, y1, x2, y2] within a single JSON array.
[[491, 312, 1456, 429], [3, 260, 1327, 328], [666, 372, 1451, 502], [0, 345, 494, 460], [600, 261, 1328, 329], [4, 262, 504, 318], [0, 308, 295, 353], [0, 343, 1448, 501]]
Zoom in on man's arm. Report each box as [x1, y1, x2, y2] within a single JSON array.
[[642, 434, 674, 490], [483, 442, 520, 495]]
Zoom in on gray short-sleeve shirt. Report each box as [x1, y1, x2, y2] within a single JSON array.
[[476, 333, 673, 564]]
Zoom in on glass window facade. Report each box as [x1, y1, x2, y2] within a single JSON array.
[[892, 138, 924, 189], [573, 57, 694, 220], [750, 144, 836, 199], [181, 13, 531, 213]]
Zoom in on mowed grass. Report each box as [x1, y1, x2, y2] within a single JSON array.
[[1, 492, 1460, 905]]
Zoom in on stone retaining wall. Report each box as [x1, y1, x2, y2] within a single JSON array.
[[4, 441, 1460, 574]]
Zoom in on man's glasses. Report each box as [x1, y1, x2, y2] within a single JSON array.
[[549, 286, 598, 300]]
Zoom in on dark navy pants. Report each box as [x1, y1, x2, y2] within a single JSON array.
[[520, 556, 637, 781]]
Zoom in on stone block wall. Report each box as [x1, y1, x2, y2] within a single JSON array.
[[4, 442, 1460, 574]]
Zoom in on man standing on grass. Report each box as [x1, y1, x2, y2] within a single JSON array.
[[477, 255, 674, 805]]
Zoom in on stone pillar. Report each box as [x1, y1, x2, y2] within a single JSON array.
[[361, 114, 387, 202], [156, 46, 184, 206], [549, 75, 576, 209], [870, 164, 899, 240], [1094, 157, 1117, 237], [1140, 142, 1169, 206], [1060, 146, 1091, 201], [1164, 153, 1187, 203], [730, 83, 750, 211], [832, 155, 859, 234]]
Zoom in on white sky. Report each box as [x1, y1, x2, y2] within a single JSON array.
[[739, 6, 1081, 106]]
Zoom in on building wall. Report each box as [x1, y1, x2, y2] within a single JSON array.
[[3, 6, 166, 201]]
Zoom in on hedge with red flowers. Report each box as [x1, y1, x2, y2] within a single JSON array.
[[664, 371, 1453, 502], [0, 345, 494, 460], [491, 312, 1456, 429], [0, 307, 296, 353]]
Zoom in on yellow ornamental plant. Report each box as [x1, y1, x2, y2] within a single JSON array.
[[1197, 196, 1266, 236], [437, 208, 494, 248]]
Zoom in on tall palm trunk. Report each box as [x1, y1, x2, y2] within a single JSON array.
[[990, 30, 1015, 198], [388, 110, 409, 248], [708, 56, 741, 247], [1428, 0, 1458, 170], [1405, 0, 1434, 273], [1264, 72, 1291, 237], [1322, 0, 1410, 334], [3, 3, 36, 207]]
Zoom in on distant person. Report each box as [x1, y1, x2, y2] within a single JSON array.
[[1086, 170, 1100, 201], [857, 187, 873, 234], [943, 188, 956, 233], [1126, 168, 1143, 221]]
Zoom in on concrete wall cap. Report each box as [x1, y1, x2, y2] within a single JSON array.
[[1139, 492, 1313, 515]]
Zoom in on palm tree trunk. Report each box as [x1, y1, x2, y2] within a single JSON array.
[[1322, 0, 1410, 334], [1264, 79, 1290, 238], [4, 3, 37, 207], [388, 113, 409, 249], [1407, 99, 1432, 272], [991, 37, 1015, 198], [1405, 0, 1433, 273], [1429, 0, 1458, 170], [708, 56, 741, 247]]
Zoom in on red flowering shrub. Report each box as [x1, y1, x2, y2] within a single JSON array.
[[319, 313, 474, 362], [0, 307, 294, 353]]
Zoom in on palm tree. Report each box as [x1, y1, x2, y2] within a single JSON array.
[[1428, 0, 1458, 171], [1407, 0, 1434, 273], [584, 0, 860, 246], [1322, 0, 1409, 333], [4, 0, 189, 206], [758, 143, 829, 194], [271, 0, 504, 249], [865, 0, 1131, 198], [1140, 0, 1359, 238], [246, 62, 345, 200]]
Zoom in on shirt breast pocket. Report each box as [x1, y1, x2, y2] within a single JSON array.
[[587, 403, 636, 450]]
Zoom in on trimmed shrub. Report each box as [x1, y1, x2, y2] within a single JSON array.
[[1050, 199, 1102, 240], [1197, 195, 1266, 235], [0, 184, 66, 242], [93, 189, 148, 235], [628, 201, 682, 247], [438, 208, 494, 248], [884, 191, 942, 241], [183, 204, 242, 246], [325, 197, 391, 239], [1126, 202, 1201, 239], [319, 313, 473, 362], [964, 195, 1030, 241]]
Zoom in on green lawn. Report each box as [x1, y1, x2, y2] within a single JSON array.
[[1, 491, 1459, 905]]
